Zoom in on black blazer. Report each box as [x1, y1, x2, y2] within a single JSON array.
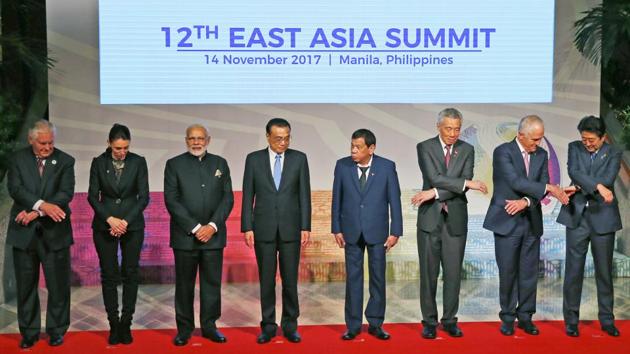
[[87, 151, 150, 232], [416, 137, 474, 236], [241, 148, 311, 242], [6, 147, 75, 251], [164, 152, 234, 250]]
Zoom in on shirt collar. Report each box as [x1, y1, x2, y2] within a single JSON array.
[[515, 138, 528, 154], [357, 156, 373, 168], [268, 147, 285, 159], [438, 135, 454, 151]]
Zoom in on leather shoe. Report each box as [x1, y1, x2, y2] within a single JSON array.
[[367, 326, 390, 340], [257, 332, 273, 344], [517, 321, 539, 335], [19, 336, 38, 349], [173, 334, 189, 346], [202, 329, 227, 343], [421, 326, 436, 339], [565, 324, 579, 337], [602, 324, 620, 337], [284, 331, 301, 343], [49, 334, 64, 346], [443, 324, 463, 337], [341, 330, 359, 340], [500, 322, 514, 336]]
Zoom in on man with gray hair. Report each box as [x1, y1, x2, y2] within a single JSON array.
[[483, 115, 569, 336], [6, 119, 75, 348], [412, 108, 487, 339], [164, 124, 234, 346]]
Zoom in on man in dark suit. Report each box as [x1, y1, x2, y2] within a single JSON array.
[[483, 115, 569, 336], [557, 116, 623, 337], [412, 108, 487, 339], [241, 118, 311, 344], [331, 129, 402, 341], [164, 124, 234, 346], [6, 120, 75, 348]]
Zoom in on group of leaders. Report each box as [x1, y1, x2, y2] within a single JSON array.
[[5, 110, 623, 349]]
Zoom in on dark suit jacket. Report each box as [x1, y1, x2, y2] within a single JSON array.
[[557, 141, 622, 234], [416, 136, 474, 236], [87, 151, 150, 232], [483, 139, 549, 237], [331, 155, 403, 244], [164, 152, 234, 250], [6, 147, 75, 251], [241, 148, 311, 242]]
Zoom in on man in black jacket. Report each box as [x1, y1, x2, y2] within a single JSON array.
[[6, 120, 75, 348], [164, 124, 234, 346]]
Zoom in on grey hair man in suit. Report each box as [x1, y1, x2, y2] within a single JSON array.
[[412, 108, 488, 339], [483, 115, 569, 336], [6, 120, 75, 348], [241, 118, 311, 344], [557, 116, 623, 338], [164, 124, 234, 346]]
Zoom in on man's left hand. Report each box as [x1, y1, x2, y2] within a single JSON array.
[[301, 230, 310, 247]]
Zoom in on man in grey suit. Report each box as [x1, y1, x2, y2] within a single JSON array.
[[164, 124, 234, 346], [557, 116, 623, 337], [6, 120, 75, 348], [483, 115, 569, 336], [241, 118, 311, 344], [412, 108, 487, 339]]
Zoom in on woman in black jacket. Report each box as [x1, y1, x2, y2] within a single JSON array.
[[88, 124, 149, 345]]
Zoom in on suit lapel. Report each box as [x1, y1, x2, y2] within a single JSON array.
[[591, 143, 609, 173], [510, 140, 528, 177], [528, 148, 544, 180], [446, 140, 462, 174], [362, 156, 378, 195], [28, 153, 42, 192], [278, 150, 293, 192], [262, 148, 277, 191], [431, 137, 447, 174], [350, 159, 361, 194], [104, 156, 120, 194], [39, 150, 57, 195]]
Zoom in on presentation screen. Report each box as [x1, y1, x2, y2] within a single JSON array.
[[99, 0, 554, 104]]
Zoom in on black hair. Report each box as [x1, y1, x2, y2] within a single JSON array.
[[351, 129, 376, 147], [577, 115, 606, 138], [265, 118, 291, 134], [108, 123, 131, 142]]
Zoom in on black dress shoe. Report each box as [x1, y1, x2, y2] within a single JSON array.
[[49, 334, 64, 346], [565, 324, 579, 337], [119, 320, 133, 344], [443, 324, 463, 337], [341, 330, 359, 340], [500, 322, 514, 336], [422, 326, 437, 339], [19, 336, 38, 349], [284, 331, 301, 343], [367, 326, 390, 340], [602, 325, 620, 337], [517, 321, 539, 335], [257, 332, 273, 344], [173, 334, 189, 346], [203, 329, 227, 343]]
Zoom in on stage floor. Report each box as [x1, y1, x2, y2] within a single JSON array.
[[1, 278, 629, 333]]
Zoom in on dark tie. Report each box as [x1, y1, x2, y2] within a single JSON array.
[[36, 157, 44, 177], [445, 145, 451, 168], [359, 166, 369, 190]]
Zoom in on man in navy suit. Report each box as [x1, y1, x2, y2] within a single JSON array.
[[331, 129, 402, 341], [557, 116, 623, 337], [483, 115, 569, 336]]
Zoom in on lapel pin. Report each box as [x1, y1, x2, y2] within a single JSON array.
[[215, 169, 222, 178], [51, 160, 57, 165], [601, 154, 606, 159], [106, 170, 110, 174]]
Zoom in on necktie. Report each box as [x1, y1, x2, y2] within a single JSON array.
[[273, 154, 282, 190], [589, 151, 597, 173], [36, 157, 44, 176], [359, 166, 369, 190], [522, 150, 529, 176], [445, 145, 452, 167]]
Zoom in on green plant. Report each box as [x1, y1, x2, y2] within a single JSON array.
[[617, 106, 630, 150]]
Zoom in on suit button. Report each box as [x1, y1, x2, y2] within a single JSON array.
[[115, 198, 121, 204], [201, 184, 205, 188], [360, 204, 364, 208]]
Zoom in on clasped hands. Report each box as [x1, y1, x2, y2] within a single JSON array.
[[244, 230, 310, 248], [107, 216, 128, 237]]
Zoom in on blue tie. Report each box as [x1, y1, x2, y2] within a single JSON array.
[[274, 154, 282, 190]]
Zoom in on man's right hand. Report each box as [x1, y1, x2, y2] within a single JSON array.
[[546, 184, 569, 205], [333, 233, 345, 248], [39, 202, 66, 222], [466, 180, 488, 194], [195, 225, 215, 243], [244, 231, 255, 248]]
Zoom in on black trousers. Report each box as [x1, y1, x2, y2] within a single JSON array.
[[418, 213, 467, 327], [254, 233, 301, 335], [173, 248, 223, 336], [13, 237, 71, 338], [494, 231, 540, 323], [93, 229, 144, 322], [344, 234, 386, 332], [563, 213, 615, 326]]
